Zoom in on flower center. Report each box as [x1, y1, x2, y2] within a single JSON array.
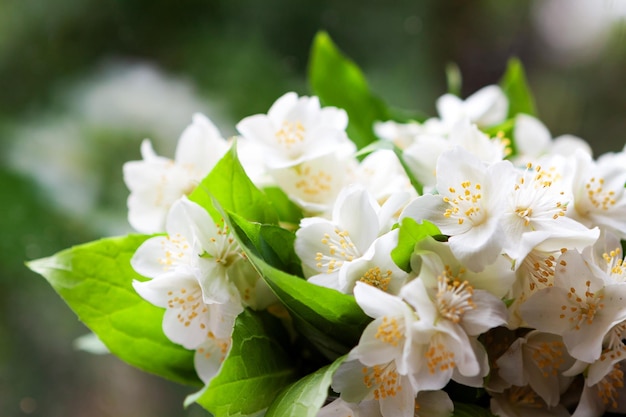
[[375, 316, 403, 347], [529, 340, 565, 377], [586, 176, 617, 211], [436, 266, 475, 323], [359, 266, 392, 291], [602, 247, 626, 281], [275, 120, 306, 150], [167, 285, 208, 330], [559, 279, 605, 330], [315, 228, 360, 273], [293, 163, 334, 201], [597, 363, 625, 409], [202, 223, 241, 268], [362, 364, 403, 400], [158, 233, 191, 271], [506, 385, 545, 408], [425, 336, 456, 374], [442, 181, 484, 226]]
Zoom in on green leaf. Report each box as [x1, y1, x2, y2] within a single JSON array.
[[391, 218, 441, 272], [227, 214, 371, 359], [262, 186, 304, 227], [189, 141, 279, 225], [499, 58, 537, 118], [228, 211, 304, 277], [194, 309, 297, 417], [308, 31, 390, 149], [265, 356, 346, 417], [446, 62, 462, 96], [27, 235, 200, 385], [452, 403, 497, 417]]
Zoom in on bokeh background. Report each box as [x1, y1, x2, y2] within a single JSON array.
[[1, 1, 625, 416]]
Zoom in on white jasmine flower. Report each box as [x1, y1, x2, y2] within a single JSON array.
[[520, 249, 626, 363], [436, 85, 508, 129], [568, 149, 626, 239], [133, 272, 241, 349], [123, 113, 228, 233], [295, 186, 393, 291], [332, 359, 417, 417], [571, 361, 626, 417], [400, 273, 507, 391], [500, 161, 599, 262], [337, 230, 410, 295], [131, 197, 251, 306], [411, 235, 516, 299], [318, 391, 453, 417], [401, 147, 510, 271], [490, 385, 571, 417], [236, 92, 355, 169], [495, 331, 575, 407], [269, 152, 357, 214]]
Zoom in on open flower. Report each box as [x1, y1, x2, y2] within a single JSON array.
[[495, 331, 575, 407], [401, 273, 507, 391], [401, 147, 510, 271], [123, 113, 228, 233], [131, 197, 254, 306], [236, 92, 354, 169], [133, 272, 242, 349], [436, 85, 508, 129], [520, 248, 626, 363], [295, 185, 397, 291]]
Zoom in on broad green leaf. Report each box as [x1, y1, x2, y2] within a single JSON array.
[[228, 211, 304, 277], [27, 235, 200, 385], [452, 403, 497, 417], [189, 141, 279, 225], [262, 186, 304, 227], [391, 218, 441, 272], [308, 31, 390, 149], [265, 356, 346, 417], [227, 214, 370, 359], [499, 58, 537, 118], [194, 309, 297, 417]]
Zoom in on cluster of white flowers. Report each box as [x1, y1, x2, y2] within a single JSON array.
[[123, 87, 626, 417]]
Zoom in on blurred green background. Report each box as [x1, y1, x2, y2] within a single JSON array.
[[1, 1, 624, 416]]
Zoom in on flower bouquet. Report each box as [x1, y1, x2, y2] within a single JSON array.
[[28, 32, 626, 417]]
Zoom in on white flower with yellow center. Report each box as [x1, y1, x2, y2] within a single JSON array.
[[489, 385, 571, 417], [236, 92, 355, 169], [295, 186, 400, 292], [568, 149, 626, 239], [571, 361, 626, 417], [331, 282, 420, 417], [133, 272, 241, 349], [131, 197, 252, 306], [269, 152, 357, 214], [401, 272, 507, 391], [495, 331, 575, 407], [520, 249, 626, 363], [401, 147, 510, 272], [500, 160, 599, 262], [123, 113, 228, 234]]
